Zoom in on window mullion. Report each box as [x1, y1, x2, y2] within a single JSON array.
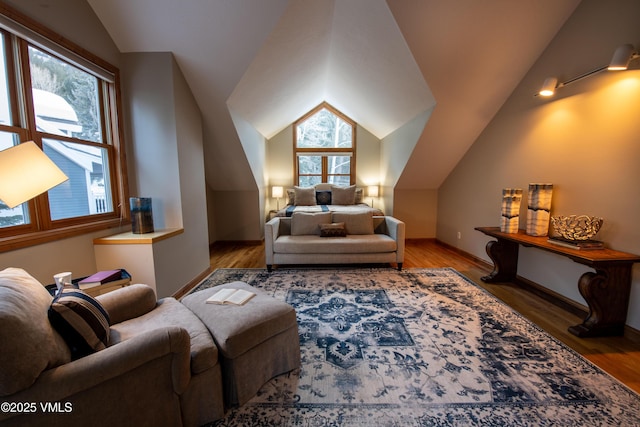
[[321, 156, 328, 182], [2, 30, 19, 127], [17, 39, 36, 135]]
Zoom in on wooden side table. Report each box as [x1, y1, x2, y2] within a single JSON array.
[[475, 227, 640, 338], [93, 228, 184, 297]]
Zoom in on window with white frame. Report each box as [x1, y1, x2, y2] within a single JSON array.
[[0, 6, 128, 251]]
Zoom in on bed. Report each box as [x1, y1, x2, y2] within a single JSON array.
[[274, 184, 384, 217]]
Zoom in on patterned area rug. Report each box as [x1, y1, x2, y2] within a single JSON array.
[[190, 268, 640, 426]]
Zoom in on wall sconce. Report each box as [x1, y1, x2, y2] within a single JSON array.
[[538, 77, 558, 97], [0, 141, 68, 208], [272, 186, 284, 210], [536, 44, 638, 98], [367, 185, 379, 208], [608, 44, 637, 70]]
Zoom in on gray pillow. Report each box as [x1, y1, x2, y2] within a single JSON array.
[[291, 212, 332, 235], [332, 211, 374, 235], [294, 186, 317, 206], [331, 185, 356, 205]]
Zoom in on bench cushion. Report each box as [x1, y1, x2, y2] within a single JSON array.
[[181, 282, 297, 359], [274, 234, 397, 254]]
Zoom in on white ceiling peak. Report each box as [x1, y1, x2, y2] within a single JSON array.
[[227, 0, 434, 140], [87, 0, 579, 192]]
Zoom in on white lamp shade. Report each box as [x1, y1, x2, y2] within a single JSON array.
[[0, 141, 69, 209], [367, 185, 379, 198], [272, 186, 284, 198]]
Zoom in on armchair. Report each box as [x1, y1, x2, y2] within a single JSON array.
[[0, 268, 224, 427]]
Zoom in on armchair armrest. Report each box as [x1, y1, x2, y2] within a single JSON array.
[[96, 283, 157, 324], [5, 326, 191, 405]]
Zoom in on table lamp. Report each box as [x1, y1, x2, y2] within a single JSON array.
[[272, 186, 284, 210], [367, 185, 379, 208]]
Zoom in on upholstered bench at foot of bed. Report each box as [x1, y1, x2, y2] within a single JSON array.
[[181, 281, 300, 408]]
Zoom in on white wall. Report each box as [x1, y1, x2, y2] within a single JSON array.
[[438, 0, 640, 329], [229, 108, 268, 227], [121, 52, 210, 296], [380, 108, 433, 231], [122, 53, 182, 228], [170, 57, 211, 292], [210, 190, 261, 241], [394, 189, 437, 238]]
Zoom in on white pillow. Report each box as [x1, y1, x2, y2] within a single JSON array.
[[291, 212, 331, 235], [332, 211, 374, 235]]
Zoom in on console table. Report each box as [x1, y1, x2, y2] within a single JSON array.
[[475, 226, 640, 338]]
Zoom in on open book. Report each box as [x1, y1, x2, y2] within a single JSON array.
[[206, 288, 255, 306]]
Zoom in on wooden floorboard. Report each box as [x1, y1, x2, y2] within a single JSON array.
[[209, 238, 640, 394]]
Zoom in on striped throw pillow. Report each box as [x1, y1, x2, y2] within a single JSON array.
[[48, 287, 110, 360]]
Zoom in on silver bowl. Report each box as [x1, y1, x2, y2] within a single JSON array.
[[551, 215, 603, 241]]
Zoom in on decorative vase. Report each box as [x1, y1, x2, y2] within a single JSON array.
[[130, 197, 154, 234], [526, 183, 553, 236], [500, 188, 523, 234]]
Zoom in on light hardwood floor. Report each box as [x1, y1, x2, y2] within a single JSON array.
[[209, 238, 640, 394]]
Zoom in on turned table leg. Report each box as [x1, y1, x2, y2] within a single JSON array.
[[568, 265, 632, 337], [481, 239, 519, 283]]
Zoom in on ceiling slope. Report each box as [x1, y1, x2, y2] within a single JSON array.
[[89, 0, 579, 192], [87, 0, 290, 191], [387, 0, 580, 189]]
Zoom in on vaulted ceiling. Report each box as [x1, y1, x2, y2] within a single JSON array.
[[87, 0, 580, 191]]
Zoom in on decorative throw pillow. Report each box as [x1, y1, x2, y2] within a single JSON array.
[[316, 190, 332, 205], [332, 211, 374, 235], [48, 287, 111, 360], [294, 186, 317, 206], [331, 185, 356, 205], [320, 222, 347, 237], [291, 212, 331, 235]]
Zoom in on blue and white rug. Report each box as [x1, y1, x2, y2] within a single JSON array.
[[192, 268, 640, 426]]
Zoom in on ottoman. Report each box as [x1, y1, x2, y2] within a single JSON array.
[[181, 281, 300, 408]]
